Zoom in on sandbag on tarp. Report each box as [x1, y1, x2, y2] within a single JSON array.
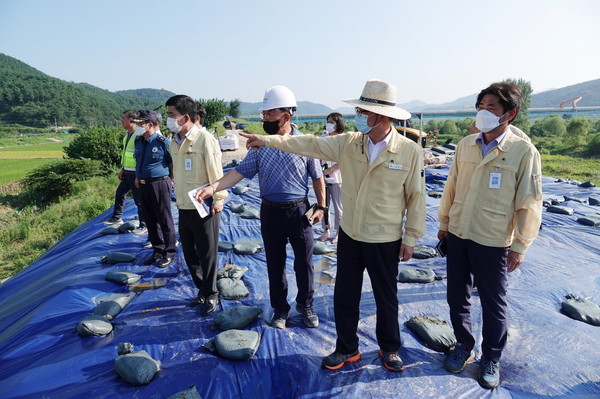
[[106, 270, 142, 285], [233, 242, 262, 255], [99, 225, 121, 235], [114, 342, 161, 385], [211, 305, 263, 330], [590, 197, 600, 206], [313, 241, 335, 255], [546, 205, 575, 215], [218, 241, 234, 252], [218, 264, 249, 280], [167, 385, 203, 399], [101, 252, 137, 265], [227, 202, 249, 213], [412, 246, 437, 259], [579, 181, 596, 188], [91, 293, 136, 320], [217, 279, 250, 300], [428, 191, 443, 198], [240, 208, 260, 219], [405, 316, 457, 352], [560, 294, 600, 326], [76, 315, 113, 336], [398, 267, 439, 284], [577, 214, 600, 227], [118, 220, 140, 233], [564, 195, 587, 204], [203, 329, 261, 360], [232, 184, 250, 195]]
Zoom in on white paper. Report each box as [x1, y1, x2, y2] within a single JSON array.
[[188, 184, 210, 218]]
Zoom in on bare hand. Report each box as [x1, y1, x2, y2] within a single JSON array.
[[399, 244, 414, 262], [437, 230, 448, 240], [195, 186, 213, 202], [118, 169, 124, 180], [239, 132, 266, 150], [134, 178, 140, 189], [211, 202, 224, 215], [507, 250, 525, 272], [309, 209, 324, 224]]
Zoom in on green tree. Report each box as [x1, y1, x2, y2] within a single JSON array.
[[586, 133, 600, 156], [530, 115, 566, 137], [64, 125, 123, 167], [199, 98, 228, 129], [566, 117, 593, 148], [504, 78, 532, 133], [228, 99, 241, 118], [440, 120, 459, 135]]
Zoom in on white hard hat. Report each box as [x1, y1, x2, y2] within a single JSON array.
[[260, 85, 297, 111]]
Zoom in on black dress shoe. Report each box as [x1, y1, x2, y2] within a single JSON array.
[[188, 295, 205, 307], [158, 257, 174, 268], [143, 254, 162, 265], [200, 298, 219, 316]]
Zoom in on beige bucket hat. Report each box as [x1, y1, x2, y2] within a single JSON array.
[[343, 79, 411, 120]]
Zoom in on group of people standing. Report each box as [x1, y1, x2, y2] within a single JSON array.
[[108, 78, 542, 390]]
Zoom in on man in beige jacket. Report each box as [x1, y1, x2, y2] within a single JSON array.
[[166, 95, 227, 316], [438, 82, 542, 389], [240, 79, 427, 372]]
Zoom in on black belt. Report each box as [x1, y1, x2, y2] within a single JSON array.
[[262, 197, 306, 209], [139, 176, 168, 184]]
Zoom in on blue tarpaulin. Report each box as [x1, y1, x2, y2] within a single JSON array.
[[1, 165, 599, 398]]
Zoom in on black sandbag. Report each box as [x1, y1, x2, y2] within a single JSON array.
[[579, 181, 595, 188], [405, 315, 457, 352], [76, 315, 113, 336], [412, 246, 437, 259], [101, 252, 137, 265], [118, 220, 140, 233], [99, 225, 121, 235], [563, 195, 587, 204], [217, 278, 250, 300], [218, 241, 234, 252], [233, 242, 262, 255], [114, 348, 161, 385], [217, 264, 249, 280], [91, 293, 135, 320], [428, 191, 443, 198], [577, 215, 600, 227], [239, 208, 260, 219], [167, 385, 203, 399], [398, 267, 438, 283], [204, 329, 261, 360], [560, 294, 600, 326], [546, 205, 574, 215], [227, 202, 249, 213], [106, 270, 142, 285], [211, 305, 263, 330], [589, 197, 600, 206], [313, 241, 335, 255], [232, 184, 250, 195]]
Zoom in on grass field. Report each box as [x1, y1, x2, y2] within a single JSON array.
[[0, 141, 66, 185]]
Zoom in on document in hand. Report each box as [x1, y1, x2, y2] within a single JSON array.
[[303, 203, 318, 225], [188, 184, 214, 218]]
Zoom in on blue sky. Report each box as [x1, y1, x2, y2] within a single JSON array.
[[1, 0, 599, 109]]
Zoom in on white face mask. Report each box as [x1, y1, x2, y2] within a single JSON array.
[[475, 109, 507, 133], [325, 122, 336, 134], [133, 125, 146, 136], [166, 117, 183, 134]]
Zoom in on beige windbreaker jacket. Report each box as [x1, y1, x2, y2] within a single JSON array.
[[438, 127, 543, 254], [264, 130, 426, 245], [170, 125, 227, 210]]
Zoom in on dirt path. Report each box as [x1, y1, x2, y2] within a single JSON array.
[[219, 129, 249, 166]]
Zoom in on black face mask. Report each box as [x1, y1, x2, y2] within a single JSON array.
[[263, 117, 283, 135]]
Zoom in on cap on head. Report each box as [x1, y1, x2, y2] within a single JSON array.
[[130, 110, 160, 124], [343, 79, 411, 120], [260, 85, 297, 111]]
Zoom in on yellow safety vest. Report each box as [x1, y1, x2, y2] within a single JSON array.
[[121, 132, 137, 171]]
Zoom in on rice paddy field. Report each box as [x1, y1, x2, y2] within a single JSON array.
[[0, 141, 66, 185]]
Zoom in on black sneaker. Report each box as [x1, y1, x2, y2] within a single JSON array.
[[158, 257, 174, 268], [478, 359, 500, 389], [444, 343, 475, 374], [379, 350, 404, 372], [103, 216, 123, 225], [270, 312, 288, 329], [143, 254, 162, 265], [295, 304, 319, 328], [322, 350, 361, 370]]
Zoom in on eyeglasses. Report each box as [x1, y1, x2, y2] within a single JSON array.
[[355, 108, 372, 117], [260, 109, 285, 121]]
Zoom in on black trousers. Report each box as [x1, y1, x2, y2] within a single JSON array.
[[139, 178, 176, 258], [334, 229, 402, 354], [260, 200, 314, 314], [113, 170, 145, 227], [446, 232, 509, 363], [178, 208, 221, 300]]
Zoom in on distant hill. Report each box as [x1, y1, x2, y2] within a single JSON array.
[[116, 88, 177, 104], [531, 79, 600, 108], [0, 53, 163, 127]]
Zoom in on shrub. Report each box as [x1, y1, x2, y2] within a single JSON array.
[[21, 158, 111, 206], [64, 125, 123, 167]]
